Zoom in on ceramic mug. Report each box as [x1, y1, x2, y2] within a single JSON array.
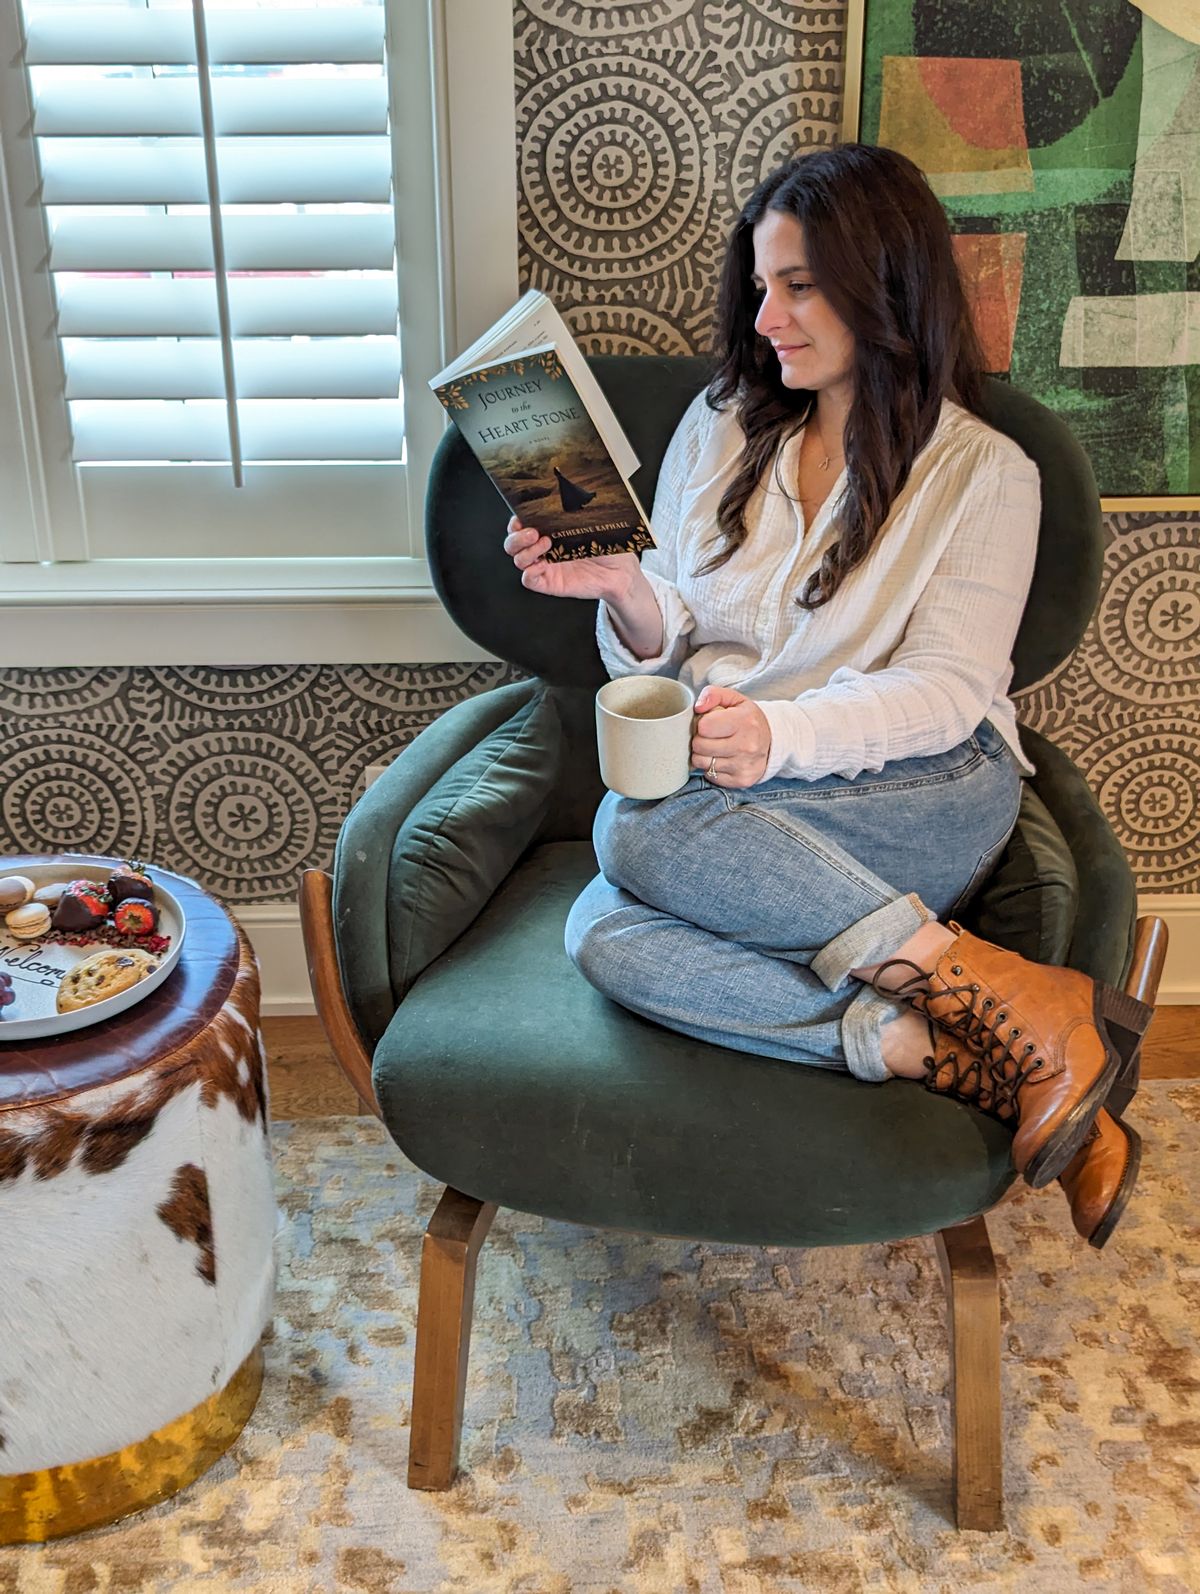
[[595, 676, 695, 800]]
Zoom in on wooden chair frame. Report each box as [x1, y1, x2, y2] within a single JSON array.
[[300, 867, 1168, 1529]]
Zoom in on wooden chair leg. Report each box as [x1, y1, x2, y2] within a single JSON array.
[[935, 1216, 1003, 1532], [407, 1187, 497, 1491]]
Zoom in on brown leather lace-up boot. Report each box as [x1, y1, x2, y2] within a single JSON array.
[[915, 1021, 1141, 1248], [1057, 1107, 1141, 1250], [873, 922, 1153, 1190]]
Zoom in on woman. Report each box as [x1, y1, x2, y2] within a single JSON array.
[[503, 144, 1151, 1248]]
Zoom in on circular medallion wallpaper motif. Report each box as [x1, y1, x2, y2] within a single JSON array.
[[518, 57, 718, 281], [1077, 720, 1200, 890], [1088, 532, 1200, 705], [156, 732, 341, 900], [1, 730, 153, 859]]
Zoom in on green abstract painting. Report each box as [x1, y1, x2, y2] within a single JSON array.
[[845, 0, 1200, 504]]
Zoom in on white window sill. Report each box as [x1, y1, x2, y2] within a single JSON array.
[[0, 558, 497, 665]]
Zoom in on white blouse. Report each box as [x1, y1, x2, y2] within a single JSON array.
[[596, 391, 1041, 782]]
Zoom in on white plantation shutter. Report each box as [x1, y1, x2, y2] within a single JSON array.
[[7, 0, 414, 561]]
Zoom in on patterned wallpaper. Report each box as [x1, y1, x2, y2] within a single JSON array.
[[0, 0, 1195, 902], [0, 666, 517, 904]]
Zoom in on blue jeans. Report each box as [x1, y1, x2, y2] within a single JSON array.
[[564, 718, 1023, 1083]]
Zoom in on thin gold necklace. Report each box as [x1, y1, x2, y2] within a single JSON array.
[[812, 411, 843, 472]]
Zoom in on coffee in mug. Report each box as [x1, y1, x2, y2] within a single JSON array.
[[596, 677, 695, 800]]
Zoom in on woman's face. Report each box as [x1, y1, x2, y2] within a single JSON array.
[[751, 211, 855, 402]]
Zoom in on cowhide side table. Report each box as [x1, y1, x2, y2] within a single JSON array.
[[0, 857, 277, 1544]]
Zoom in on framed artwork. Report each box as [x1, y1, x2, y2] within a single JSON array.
[[842, 0, 1200, 509]]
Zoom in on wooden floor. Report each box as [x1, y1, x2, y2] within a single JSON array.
[[265, 1008, 1200, 1120]]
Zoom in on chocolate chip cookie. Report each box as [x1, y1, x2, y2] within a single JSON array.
[[56, 947, 160, 1012]]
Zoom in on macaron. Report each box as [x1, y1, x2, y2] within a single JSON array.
[[5, 901, 52, 941], [33, 881, 69, 907], [0, 875, 35, 910]]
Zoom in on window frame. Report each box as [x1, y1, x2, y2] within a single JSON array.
[[0, 0, 517, 665]]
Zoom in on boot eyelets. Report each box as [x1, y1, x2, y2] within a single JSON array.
[[1011, 1027, 1020, 1037], [951, 965, 962, 975], [983, 998, 993, 1009]]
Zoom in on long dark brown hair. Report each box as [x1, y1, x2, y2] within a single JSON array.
[[704, 143, 987, 609]]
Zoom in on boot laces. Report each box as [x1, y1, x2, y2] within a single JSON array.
[[874, 955, 1044, 1121]]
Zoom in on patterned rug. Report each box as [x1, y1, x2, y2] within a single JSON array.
[[4, 1083, 1199, 1593]]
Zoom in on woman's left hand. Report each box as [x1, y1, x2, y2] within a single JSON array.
[[691, 686, 772, 788]]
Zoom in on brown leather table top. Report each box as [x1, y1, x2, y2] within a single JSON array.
[[0, 855, 241, 1112]]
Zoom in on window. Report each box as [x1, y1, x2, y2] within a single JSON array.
[[0, 0, 517, 662]]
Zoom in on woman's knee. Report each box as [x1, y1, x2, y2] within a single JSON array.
[[564, 876, 629, 992], [594, 783, 718, 901], [592, 791, 641, 875]]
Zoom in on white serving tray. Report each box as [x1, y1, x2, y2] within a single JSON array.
[[0, 860, 186, 1042]]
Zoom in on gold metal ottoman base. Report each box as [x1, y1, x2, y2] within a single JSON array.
[[0, 1342, 265, 1545]]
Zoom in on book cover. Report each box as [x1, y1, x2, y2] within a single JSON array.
[[432, 348, 655, 561]]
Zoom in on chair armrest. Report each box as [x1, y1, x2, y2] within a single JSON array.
[[299, 867, 381, 1116]]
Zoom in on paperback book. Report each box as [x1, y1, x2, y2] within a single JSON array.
[[429, 291, 655, 562]]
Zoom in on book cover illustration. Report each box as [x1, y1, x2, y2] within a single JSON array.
[[433, 349, 655, 561]]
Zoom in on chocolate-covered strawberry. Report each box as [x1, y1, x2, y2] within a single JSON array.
[[112, 898, 158, 937], [0, 972, 14, 1017], [107, 860, 154, 906], [52, 879, 109, 931]]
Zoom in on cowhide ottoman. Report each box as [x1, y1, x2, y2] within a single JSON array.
[[0, 859, 276, 1544]]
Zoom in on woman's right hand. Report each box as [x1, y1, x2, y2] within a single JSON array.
[[504, 515, 639, 603]]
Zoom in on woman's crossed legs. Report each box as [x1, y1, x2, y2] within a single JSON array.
[[567, 724, 1020, 1082]]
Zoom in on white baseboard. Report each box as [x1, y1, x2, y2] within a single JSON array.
[[1138, 896, 1200, 1003], [232, 902, 320, 1017], [237, 895, 1200, 1016]]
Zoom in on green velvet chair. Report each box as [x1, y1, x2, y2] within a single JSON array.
[[300, 357, 1168, 1531]]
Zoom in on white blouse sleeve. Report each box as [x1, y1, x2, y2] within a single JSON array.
[[595, 391, 709, 678], [758, 439, 1041, 781]]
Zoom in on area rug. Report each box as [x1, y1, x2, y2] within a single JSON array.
[[4, 1082, 1199, 1594]]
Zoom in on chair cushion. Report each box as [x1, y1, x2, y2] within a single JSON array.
[[961, 781, 1078, 965], [336, 679, 548, 1049], [1017, 725, 1137, 988], [387, 689, 564, 1004], [373, 842, 1017, 1249]]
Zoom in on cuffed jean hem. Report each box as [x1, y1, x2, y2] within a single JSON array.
[[841, 986, 907, 1084], [811, 890, 933, 993]]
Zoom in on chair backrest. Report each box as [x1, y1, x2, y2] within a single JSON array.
[[425, 355, 1104, 694]]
